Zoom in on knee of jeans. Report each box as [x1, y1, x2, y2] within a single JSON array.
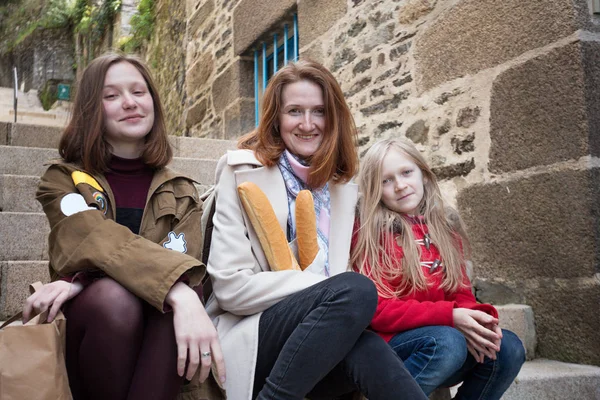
[[498, 330, 526, 369], [332, 272, 378, 322], [430, 328, 468, 371]]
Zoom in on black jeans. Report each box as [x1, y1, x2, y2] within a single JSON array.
[[252, 272, 427, 400]]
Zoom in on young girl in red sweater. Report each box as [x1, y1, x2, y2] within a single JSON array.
[[352, 138, 525, 399]]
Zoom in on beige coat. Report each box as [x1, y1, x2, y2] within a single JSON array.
[[205, 150, 358, 400], [36, 160, 205, 311]]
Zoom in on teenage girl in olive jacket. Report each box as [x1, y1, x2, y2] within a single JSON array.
[[22, 53, 225, 400]]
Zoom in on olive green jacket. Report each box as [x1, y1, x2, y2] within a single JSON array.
[[36, 160, 205, 311]]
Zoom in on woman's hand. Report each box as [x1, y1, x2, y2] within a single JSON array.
[[166, 282, 226, 385], [453, 308, 501, 361], [22, 280, 83, 323]]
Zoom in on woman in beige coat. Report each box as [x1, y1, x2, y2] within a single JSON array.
[[205, 60, 425, 400]]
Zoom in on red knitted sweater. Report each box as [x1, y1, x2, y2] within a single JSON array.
[[353, 217, 498, 342]]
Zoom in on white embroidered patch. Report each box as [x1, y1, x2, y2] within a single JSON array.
[[163, 231, 187, 253], [60, 193, 96, 216]]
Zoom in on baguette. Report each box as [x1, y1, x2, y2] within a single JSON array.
[[237, 182, 300, 271], [295, 190, 319, 270]]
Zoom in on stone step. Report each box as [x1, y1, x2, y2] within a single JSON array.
[[0, 146, 59, 176], [501, 359, 600, 400], [169, 157, 219, 186], [496, 304, 536, 360], [0, 261, 50, 320], [0, 212, 49, 261], [0, 146, 219, 185], [170, 136, 236, 160], [0, 121, 62, 148], [0, 121, 236, 160], [0, 175, 42, 212]]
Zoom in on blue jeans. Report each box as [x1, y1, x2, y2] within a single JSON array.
[[253, 272, 427, 400], [388, 326, 525, 399]]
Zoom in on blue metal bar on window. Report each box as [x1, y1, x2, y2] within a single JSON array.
[[293, 13, 299, 61], [262, 42, 267, 95], [283, 24, 289, 65], [273, 33, 278, 74], [254, 50, 259, 127]]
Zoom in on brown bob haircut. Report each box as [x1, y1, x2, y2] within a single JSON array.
[[238, 59, 358, 188], [59, 53, 172, 173]]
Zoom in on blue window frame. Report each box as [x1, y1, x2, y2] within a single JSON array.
[[253, 13, 299, 126]]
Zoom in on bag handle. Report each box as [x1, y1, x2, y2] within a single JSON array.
[[0, 312, 24, 329], [0, 281, 58, 330]]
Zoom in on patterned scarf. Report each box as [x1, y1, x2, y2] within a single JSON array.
[[278, 150, 331, 275]]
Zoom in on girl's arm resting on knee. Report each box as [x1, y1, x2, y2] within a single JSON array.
[[22, 280, 83, 323], [446, 272, 498, 318], [207, 160, 325, 315], [166, 282, 226, 385], [452, 308, 501, 360], [371, 297, 457, 333], [37, 165, 205, 311]]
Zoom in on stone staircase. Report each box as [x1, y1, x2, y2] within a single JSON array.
[[1, 122, 599, 399]]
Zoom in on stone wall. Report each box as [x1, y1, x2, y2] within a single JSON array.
[[183, 0, 600, 365], [32, 29, 75, 90], [145, 0, 188, 136]]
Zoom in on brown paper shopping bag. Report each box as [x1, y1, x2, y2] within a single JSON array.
[[0, 282, 73, 400]]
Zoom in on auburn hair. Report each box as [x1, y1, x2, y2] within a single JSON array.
[[59, 53, 172, 173], [238, 59, 358, 188], [351, 138, 470, 298]]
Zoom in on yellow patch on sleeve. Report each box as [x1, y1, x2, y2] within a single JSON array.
[[71, 171, 104, 192]]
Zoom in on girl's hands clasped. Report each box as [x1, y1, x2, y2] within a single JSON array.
[[22, 280, 84, 323], [453, 308, 502, 363], [166, 282, 226, 385]]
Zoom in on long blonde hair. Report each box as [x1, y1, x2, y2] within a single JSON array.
[[351, 138, 469, 298]]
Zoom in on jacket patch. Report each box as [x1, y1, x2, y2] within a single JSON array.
[[93, 191, 108, 214], [163, 231, 187, 253], [60, 193, 96, 216], [71, 171, 103, 192]]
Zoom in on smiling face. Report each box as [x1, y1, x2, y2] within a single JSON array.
[[102, 61, 155, 158], [380, 148, 425, 216], [278, 80, 325, 161]]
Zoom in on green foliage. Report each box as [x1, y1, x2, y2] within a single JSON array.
[[75, 0, 121, 54], [38, 79, 59, 111], [119, 0, 154, 53], [1, 0, 122, 59], [0, 0, 78, 53]]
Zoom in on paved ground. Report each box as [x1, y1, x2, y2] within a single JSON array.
[[0, 87, 69, 127]]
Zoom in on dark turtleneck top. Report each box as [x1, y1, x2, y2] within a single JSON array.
[[104, 155, 154, 235]]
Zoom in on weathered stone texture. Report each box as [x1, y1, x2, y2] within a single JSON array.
[[187, 54, 215, 94], [211, 60, 254, 114], [232, 0, 295, 55], [148, 0, 188, 136], [489, 41, 600, 173], [451, 133, 474, 155], [406, 120, 428, 144], [415, 0, 583, 91], [431, 158, 474, 180], [398, 0, 436, 25], [458, 168, 600, 282], [0, 261, 50, 319], [0, 122, 9, 145], [528, 280, 600, 365], [223, 98, 255, 139], [188, 0, 215, 36], [456, 107, 480, 128], [299, 0, 347, 46], [186, 98, 209, 128]]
